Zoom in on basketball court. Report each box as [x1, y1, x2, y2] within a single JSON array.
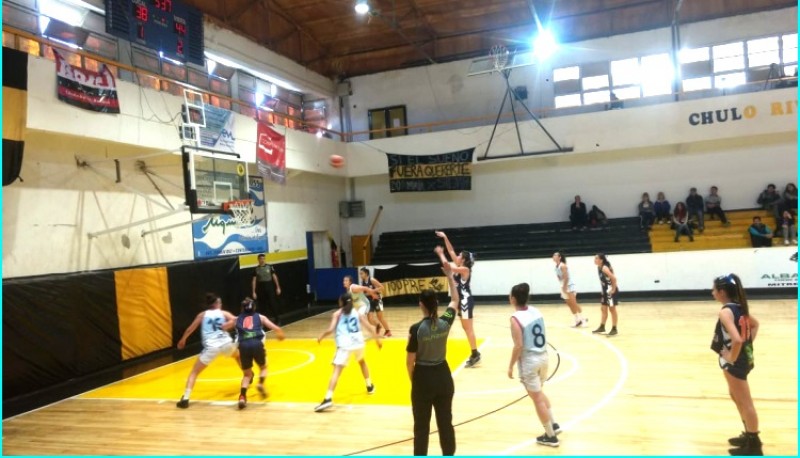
[[3, 299, 796, 455]]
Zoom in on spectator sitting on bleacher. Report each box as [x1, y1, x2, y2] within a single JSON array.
[[588, 205, 608, 230], [757, 183, 782, 219], [654, 191, 671, 225], [672, 202, 693, 242], [686, 187, 705, 233], [570, 195, 588, 231], [782, 183, 798, 213], [705, 186, 731, 227], [638, 192, 656, 231], [749, 217, 773, 247], [778, 210, 797, 246]]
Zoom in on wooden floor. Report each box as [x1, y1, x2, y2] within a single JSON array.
[[3, 299, 797, 455]]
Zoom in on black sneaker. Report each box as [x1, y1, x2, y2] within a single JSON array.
[[375, 323, 382, 335], [238, 395, 247, 410], [607, 328, 618, 336], [729, 433, 763, 456], [553, 423, 562, 435], [257, 384, 268, 399], [465, 353, 481, 368], [367, 384, 375, 395], [592, 326, 606, 334], [728, 432, 746, 447], [536, 433, 560, 447], [314, 398, 333, 412], [176, 398, 189, 409]]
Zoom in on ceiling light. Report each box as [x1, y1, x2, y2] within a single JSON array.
[[38, 0, 87, 27], [354, 0, 370, 15], [207, 59, 217, 75], [533, 29, 557, 61]]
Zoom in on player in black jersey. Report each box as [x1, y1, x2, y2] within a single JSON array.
[[359, 267, 393, 337], [711, 273, 762, 456], [435, 231, 481, 368], [592, 253, 619, 336]]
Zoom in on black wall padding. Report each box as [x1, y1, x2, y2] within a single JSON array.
[[3, 272, 121, 399], [167, 257, 243, 346]]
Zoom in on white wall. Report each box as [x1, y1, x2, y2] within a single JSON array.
[[345, 7, 798, 133]]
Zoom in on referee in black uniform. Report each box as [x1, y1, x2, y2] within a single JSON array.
[[405, 246, 460, 456], [251, 254, 282, 324]]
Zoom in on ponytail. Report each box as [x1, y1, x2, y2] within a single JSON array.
[[339, 293, 354, 315], [596, 253, 613, 272], [419, 289, 439, 329], [714, 273, 749, 316]]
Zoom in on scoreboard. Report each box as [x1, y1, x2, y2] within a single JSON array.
[[105, 0, 204, 66]]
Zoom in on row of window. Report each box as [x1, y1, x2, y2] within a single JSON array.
[[553, 33, 798, 109]]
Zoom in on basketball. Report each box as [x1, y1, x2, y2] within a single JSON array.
[[329, 154, 345, 168]]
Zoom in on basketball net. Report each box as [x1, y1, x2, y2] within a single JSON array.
[[490, 45, 509, 73], [224, 199, 255, 228]]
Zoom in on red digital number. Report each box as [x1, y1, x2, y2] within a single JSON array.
[[177, 38, 184, 55], [174, 22, 186, 36], [133, 4, 148, 22], [137, 24, 145, 40], [153, 0, 172, 12]]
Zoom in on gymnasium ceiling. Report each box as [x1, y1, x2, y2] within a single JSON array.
[[185, 0, 797, 80]]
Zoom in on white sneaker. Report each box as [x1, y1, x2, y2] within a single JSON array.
[[785, 240, 790, 245]]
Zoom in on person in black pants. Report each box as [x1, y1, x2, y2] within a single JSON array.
[[406, 246, 460, 456], [252, 254, 282, 323], [569, 195, 588, 230]]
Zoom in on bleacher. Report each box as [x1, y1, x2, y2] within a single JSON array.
[[372, 217, 651, 265], [650, 208, 780, 252]]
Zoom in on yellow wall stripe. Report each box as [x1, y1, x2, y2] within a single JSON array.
[[2, 87, 26, 141], [115, 267, 173, 361], [239, 249, 307, 269]]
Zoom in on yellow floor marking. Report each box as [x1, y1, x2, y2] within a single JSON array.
[[81, 338, 480, 406]]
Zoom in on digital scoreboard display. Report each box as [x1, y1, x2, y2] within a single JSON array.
[[105, 0, 204, 66]]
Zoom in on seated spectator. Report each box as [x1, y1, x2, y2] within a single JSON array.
[[779, 210, 797, 245], [705, 186, 731, 227], [685, 187, 705, 233], [654, 191, 671, 225], [570, 195, 588, 231], [588, 205, 608, 230], [749, 217, 773, 247], [607, 92, 623, 110], [638, 192, 656, 231], [783, 183, 798, 213], [757, 183, 781, 212], [672, 202, 693, 242]]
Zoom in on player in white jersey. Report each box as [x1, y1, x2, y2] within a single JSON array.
[[507, 283, 561, 447], [314, 292, 382, 412], [553, 251, 587, 327], [343, 275, 375, 316], [176, 293, 239, 408]]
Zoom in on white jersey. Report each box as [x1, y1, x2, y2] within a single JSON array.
[[556, 263, 575, 289], [349, 284, 370, 314], [335, 310, 366, 350], [201, 309, 233, 349], [512, 306, 547, 354]]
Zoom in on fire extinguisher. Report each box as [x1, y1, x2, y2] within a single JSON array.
[[330, 240, 340, 267]]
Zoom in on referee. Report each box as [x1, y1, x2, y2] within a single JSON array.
[[251, 254, 282, 324], [405, 246, 459, 456]]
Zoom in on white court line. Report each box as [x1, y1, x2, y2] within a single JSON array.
[[198, 349, 316, 382], [73, 396, 412, 411], [451, 337, 490, 379], [455, 352, 579, 397], [497, 330, 629, 455]]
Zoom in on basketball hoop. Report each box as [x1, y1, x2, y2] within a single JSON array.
[[490, 45, 509, 72], [223, 199, 255, 227]]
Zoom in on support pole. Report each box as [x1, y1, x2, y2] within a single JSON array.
[[88, 207, 189, 238]]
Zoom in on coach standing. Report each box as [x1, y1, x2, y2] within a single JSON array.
[[252, 254, 282, 324]]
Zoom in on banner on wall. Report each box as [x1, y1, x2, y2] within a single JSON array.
[[372, 263, 447, 300], [199, 104, 236, 153], [387, 148, 474, 192], [54, 49, 120, 113], [191, 176, 268, 259], [754, 247, 797, 288], [256, 122, 286, 184]]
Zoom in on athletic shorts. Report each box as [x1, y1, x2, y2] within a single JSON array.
[[719, 355, 752, 381], [357, 304, 369, 316], [600, 287, 619, 306], [368, 297, 384, 313], [518, 352, 549, 392], [238, 339, 266, 370], [333, 346, 365, 366], [457, 296, 475, 319], [199, 341, 237, 365], [560, 284, 576, 300]]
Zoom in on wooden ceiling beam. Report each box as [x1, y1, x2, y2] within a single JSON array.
[[227, 0, 261, 23], [262, 0, 331, 62]]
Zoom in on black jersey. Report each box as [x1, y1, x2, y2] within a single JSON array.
[[236, 312, 265, 342], [598, 266, 613, 291], [360, 276, 381, 299], [710, 303, 754, 370], [454, 270, 472, 306]]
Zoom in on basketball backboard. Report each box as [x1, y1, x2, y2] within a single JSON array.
[[182, 145, 250, 213]]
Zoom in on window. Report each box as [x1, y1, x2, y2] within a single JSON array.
[[83, 34, 117, 59], [713, 42, 745, 73], [679, 47, 710, 64], [161, 61, 187, 81], [582, 75, 609, 91], [610, 58, 640, 86], [715, 72, 746, 89], [554, 94, 581, 108], [640, 53, 673, 96], [782, 33, 798, 64], [553, 66, 579, 82], [132, 47, 160, 73], [613, 86, 641, 100], [368, 106, 407, 139], [682, 76, 712, 92], [17, 37, 41, 57], [583, 90, 610, 106], [747, 36, 780, 68], [210, 77, 230, 96]]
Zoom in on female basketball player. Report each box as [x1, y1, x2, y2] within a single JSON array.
[[176, 293, 239, 408], [359, 267, 393, 337], [507, 282, 560, 447], [710, 273, 762, 456], [552, 251, 587, 327], [223, 298, 284, 409], [314, 293, 382, 412], [343, 275, 377, 316], [592, 253, 619, 335], [407, 247, 459, 455], [435, 231, 481, 367]]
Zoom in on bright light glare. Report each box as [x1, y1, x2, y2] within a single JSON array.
[[207, 59, 217, 75], [270, 83, 278, 97], [533, 30, 557, 60], [316, 130, 324, 138], [256, 92, 267, 106], [354, 0, 370, 14], [38, 16, 51, 35], [39, 0, 86, 27]]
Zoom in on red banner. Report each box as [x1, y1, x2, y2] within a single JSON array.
[[256, 122, 286, 184], [54, 50, 119, 113]]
